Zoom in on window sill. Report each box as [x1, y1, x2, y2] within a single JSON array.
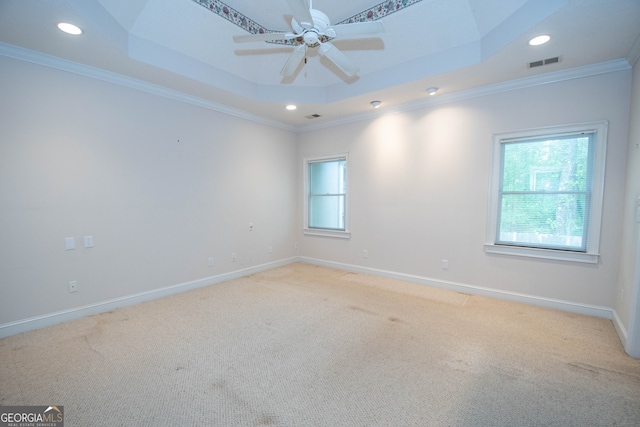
[[484, 244, 599, 264], [303, 228, 351, 239]]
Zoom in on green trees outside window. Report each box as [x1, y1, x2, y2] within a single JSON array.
[[497, 134, 593, 252]]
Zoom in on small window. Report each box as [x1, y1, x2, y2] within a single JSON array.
[[303, 154, 350, 238], [485, 122, 607, 263]]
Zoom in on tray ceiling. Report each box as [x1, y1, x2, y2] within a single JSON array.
[[0, 0, 639, 128]]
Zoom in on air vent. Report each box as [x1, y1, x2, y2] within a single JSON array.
[[528, 56, 561, 68], [305, 114, 322, 119]]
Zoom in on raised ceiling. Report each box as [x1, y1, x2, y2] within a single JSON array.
[[0, 0, 639, 129]]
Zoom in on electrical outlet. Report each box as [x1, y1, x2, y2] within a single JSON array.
[[68, 281, 78, 293], [208, 257, 214, 267], [268, 246, 273, 254], [441, 260, 449, 270], [363, 249, 368, 258], [65, 237, 75, 250], [249, 222, 254, 231], [83, 235, 94, 248], [232, 252, 237, 262]]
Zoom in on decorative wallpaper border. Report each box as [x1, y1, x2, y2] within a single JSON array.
[[193, 0, 270, 35], [192, 0, 423, 38], [339, 0, 424, 24]]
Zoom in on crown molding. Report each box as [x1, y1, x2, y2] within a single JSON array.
[[298, 59, 632, 132], [0, 42, 297, 132], [1, 42, 631, 134]]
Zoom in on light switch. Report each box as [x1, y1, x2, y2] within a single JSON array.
[[65, 237, 75, 250]]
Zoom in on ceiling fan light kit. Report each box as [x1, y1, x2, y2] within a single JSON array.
[[233, 0, 385, 78]]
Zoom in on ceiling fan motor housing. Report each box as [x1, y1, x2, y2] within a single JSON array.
[[291, 9, 331, 47], [233, 1, 384, 78]]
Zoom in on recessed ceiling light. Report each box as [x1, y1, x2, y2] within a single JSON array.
[[285, 104, 297, 111], [370, 101, 381, 108], [57, 22, 83, 35], [529, 35, 550, 46], [427, 87, 438, 96]]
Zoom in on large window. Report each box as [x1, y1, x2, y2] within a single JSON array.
[[485, 122, 607, 263], [303, 154, 350, 238]]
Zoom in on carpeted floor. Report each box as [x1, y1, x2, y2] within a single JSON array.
[[1, 262, 639, 426]]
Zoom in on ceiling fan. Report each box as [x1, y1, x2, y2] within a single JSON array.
[[232, 0, 385, 77]]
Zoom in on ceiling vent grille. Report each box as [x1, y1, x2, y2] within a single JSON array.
[[528, 56, 561, 68], [305, 114, 322, 119]]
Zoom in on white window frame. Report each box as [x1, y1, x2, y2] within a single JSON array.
[[303, 153, 351, 239], [485, 121, 608, 263]]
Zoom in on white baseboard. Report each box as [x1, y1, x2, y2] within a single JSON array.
[[0, 257, 297, 339], [1, 256, 616, 339], [298, 257, 614, 320]]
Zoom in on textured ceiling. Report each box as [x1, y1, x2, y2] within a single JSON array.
[[0, 0, 639, 129]]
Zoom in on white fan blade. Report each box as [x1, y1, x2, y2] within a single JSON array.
[[233, 32, 293, 43], [280, 44, 307, 76], [287, 0, 313, 29], [330, 21, 385, 38], [318, 42, 359, 77]]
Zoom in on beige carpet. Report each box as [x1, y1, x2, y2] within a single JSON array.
[[1, 262, 639, 426]]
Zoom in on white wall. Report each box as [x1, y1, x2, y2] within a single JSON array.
[[1, 52, 634, 340], [614, 57, 640, 349], [298, 70, 631, 310], [0, 55, 298, 329]]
